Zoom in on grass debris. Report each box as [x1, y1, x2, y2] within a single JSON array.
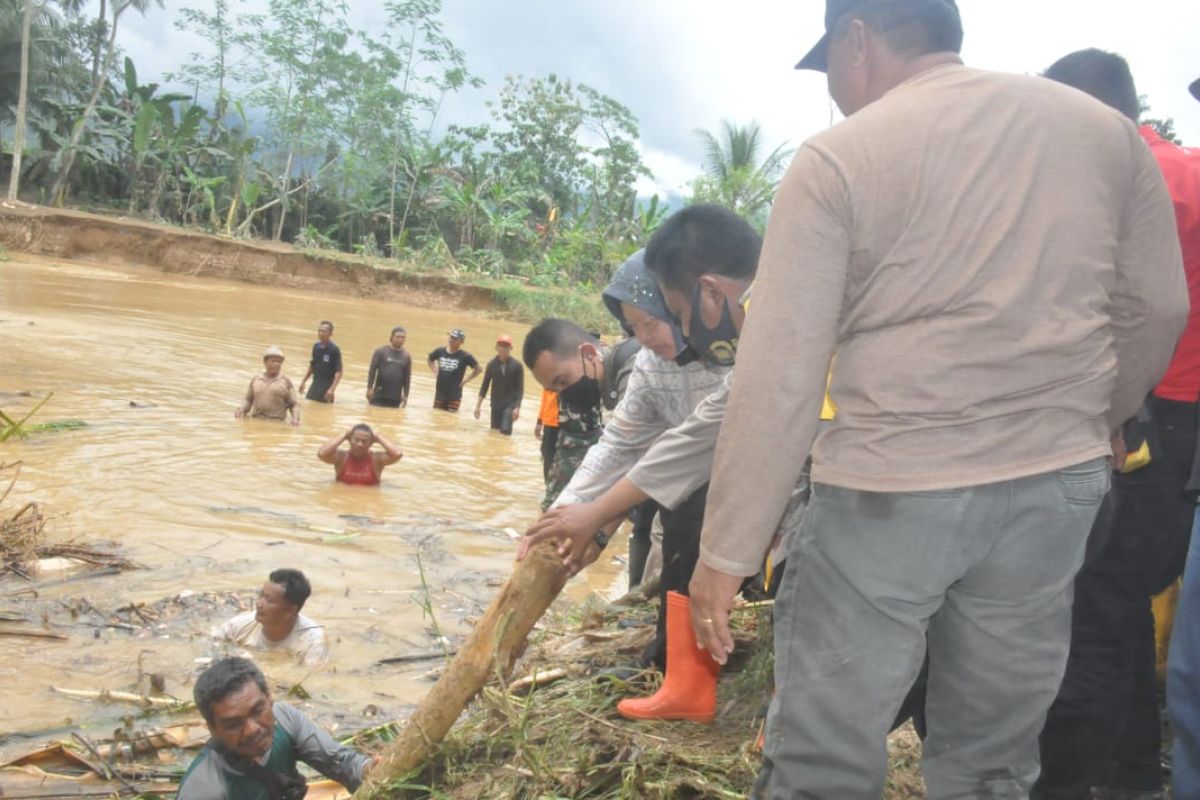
[[345, 598, 927, 799], [0, 461, 138, 579]]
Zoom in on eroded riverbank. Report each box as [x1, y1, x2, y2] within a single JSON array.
[[0, 203, 613, 331]]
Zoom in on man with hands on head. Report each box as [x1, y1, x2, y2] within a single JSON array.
[[317, 423, 402, 486]]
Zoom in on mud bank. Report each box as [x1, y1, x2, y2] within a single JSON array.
[[0, 203, 595, 323]]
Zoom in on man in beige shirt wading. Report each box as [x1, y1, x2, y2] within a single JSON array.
[[686, 1, 1188, 797]]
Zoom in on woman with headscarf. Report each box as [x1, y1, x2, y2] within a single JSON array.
[[520, 249, 732, 722]]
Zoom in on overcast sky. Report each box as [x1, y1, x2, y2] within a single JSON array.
[[115, 0, 1200, 199]]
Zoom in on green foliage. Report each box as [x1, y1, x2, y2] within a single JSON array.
[[7, 0, 675, 295], [691, 120, 791, 230], [1139, 95, 1183, 145]]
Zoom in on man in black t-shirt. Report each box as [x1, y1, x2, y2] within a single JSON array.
[[299, 321, 343, 403], [367, 326, 413, 408], [474, 334, 525, 435], [427, 329, 481, 412]]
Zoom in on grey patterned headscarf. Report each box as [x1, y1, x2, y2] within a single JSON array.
[[602, 249, 686, 356]]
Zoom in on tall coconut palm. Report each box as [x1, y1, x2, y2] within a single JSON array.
[[0, 0, 83, 124], [5, 0, 33, 200], [692, 120, 792, 226]]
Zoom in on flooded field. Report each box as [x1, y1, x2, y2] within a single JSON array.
[[0, 255, 622, 750]]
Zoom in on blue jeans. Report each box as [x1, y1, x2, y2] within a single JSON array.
[[1169, 503, 1200, 797]]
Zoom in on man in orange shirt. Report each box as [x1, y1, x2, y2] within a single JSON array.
[[534, 388, 559, 483]]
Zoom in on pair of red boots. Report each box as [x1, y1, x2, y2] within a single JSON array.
[[616, 591, 720, 724]]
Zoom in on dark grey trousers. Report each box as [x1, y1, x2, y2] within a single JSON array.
[[753, 459, 1108, 799]]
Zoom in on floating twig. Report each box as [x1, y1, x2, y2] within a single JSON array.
[[0, 627, 67, 640], [376, 650, 457, 666], [50, 686, 191, 711]]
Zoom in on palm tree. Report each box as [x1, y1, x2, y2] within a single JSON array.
[[48, 0, 163, 205], [692, 120, 792, 225], [5, 0, 33, 200], [0, 0, 83, 124]]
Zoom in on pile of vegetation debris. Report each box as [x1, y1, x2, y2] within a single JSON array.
[[353, 600, 926, 799], [0, 586, 927, 799], [0, 461, 138, 586]]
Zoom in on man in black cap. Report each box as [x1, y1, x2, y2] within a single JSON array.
[[427, 329, 481, 412], [1037, 50, 1200, 800], [685, 1, 1187, 797]]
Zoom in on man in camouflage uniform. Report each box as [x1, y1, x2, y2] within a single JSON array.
[[522, 318, 639, 511]]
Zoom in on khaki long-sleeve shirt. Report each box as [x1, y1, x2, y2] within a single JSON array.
[[701, 64, 1187, 577]]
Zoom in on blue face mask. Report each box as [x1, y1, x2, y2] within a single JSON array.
[[683, 284, 739, 367]]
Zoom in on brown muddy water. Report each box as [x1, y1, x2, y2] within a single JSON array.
[[0, 255, 623, 750]]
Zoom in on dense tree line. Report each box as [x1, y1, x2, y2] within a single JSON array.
[[0, 0, 789, 287]]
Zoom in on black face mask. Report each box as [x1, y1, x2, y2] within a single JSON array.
[[559, 352, 601, 412], [684, 284, 739, 367]]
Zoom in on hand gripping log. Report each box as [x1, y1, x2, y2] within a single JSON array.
[[352, 542, 569, 798]]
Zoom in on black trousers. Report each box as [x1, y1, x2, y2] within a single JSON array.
[[540, 426, 558, 483], [628, 500, 658, 589], [1035, 397, 1197, 796], [489, 401, 517, 436], [641, 484, 709, 670]]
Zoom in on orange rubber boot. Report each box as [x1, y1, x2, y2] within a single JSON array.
[[617, 591, 719, 723]]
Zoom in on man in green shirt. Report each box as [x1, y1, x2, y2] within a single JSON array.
[[178, 658, 376, 800]]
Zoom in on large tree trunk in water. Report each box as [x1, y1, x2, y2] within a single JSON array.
[[6, 0, 33, 202], [352, 544, 568, 799], [49, 1, 126, 205]]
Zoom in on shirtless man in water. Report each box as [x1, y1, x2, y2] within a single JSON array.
[[317, 424, 402, 485]]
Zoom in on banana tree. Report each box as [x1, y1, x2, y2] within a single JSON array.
[[48, 0, 163, 205]]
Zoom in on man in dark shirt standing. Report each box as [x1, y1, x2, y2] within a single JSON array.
[[367, 326, 412, 408], [427, 329, 481, 412], [475, 334, 525, 435], [299, 321, 343, 403]]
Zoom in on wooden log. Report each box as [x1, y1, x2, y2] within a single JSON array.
[[49, 686, 191, 711], [352, 543, 567, 799]]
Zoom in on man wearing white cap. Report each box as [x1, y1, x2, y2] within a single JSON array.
[[235, 346, 301, 426]]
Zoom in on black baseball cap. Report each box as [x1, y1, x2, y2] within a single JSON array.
[[1191, 77, 1200, 103], [449, 329, 466, 340], [795, 0, 960, 72]]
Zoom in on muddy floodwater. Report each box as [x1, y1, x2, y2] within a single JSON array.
[[0, 255, 622, 749]]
